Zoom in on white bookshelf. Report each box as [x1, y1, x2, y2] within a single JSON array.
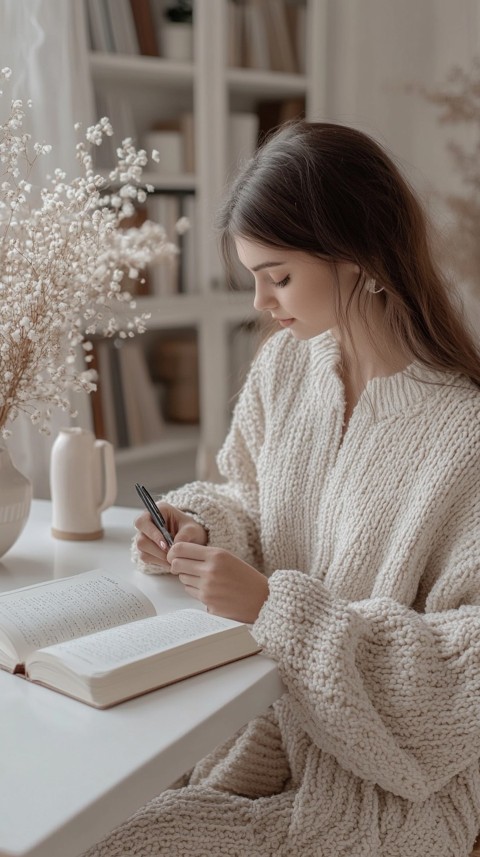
[[84, 0, 327, 502]]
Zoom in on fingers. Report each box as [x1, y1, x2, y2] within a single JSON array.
[[135, 503, 207, 548], [134, 511, 167, 551], [136, 544, 170, 570], [179, 581, 204, 603], [133, 500, 208, 577], [136, 528, 167, 556], [167, 542, 210, 579], [135, 515, 170, 571], [177, 572, 201, 589], [175, 519, 207, 545], [167, 541, 209, 562], [161, 505, 208, 546]]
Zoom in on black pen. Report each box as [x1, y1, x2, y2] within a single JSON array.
[[134, 483, 174, 548]]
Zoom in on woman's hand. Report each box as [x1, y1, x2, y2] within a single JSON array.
[[134, 503, 208, 571], [166, 542, 269, 623]]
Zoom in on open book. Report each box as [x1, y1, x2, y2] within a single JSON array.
[[0, 570, 261, 708]]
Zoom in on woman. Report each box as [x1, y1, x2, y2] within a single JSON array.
[[86, 122, 480, 857]]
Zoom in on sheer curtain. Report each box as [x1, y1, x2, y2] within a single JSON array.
[[0, 0, 95, 497]]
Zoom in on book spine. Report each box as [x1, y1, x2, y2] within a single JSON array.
[[110, 341, 130, 448], [243, 0, 271, 70], [129, 0, 159, 56], [88, 341, 107, 440], [86, 0, 114, 52], [147, 194, 181, 295], [265, 0, 297, 74], [105, 0, 140, 54], [95, 340, 119, 447], [180, 194, 197, 294], [227, 112, 259, 178]]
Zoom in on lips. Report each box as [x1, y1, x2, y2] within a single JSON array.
[[277, 318, 295, 327]]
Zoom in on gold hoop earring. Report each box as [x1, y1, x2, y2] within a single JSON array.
[[365, 277, 384, 294]]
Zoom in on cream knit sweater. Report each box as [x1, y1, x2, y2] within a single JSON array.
[[86, 329, 480, 857]]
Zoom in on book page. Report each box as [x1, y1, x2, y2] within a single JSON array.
[[0, 571, 156, 663], [34, 609, 241, 671]]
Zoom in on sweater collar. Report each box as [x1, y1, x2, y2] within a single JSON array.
[[308, 329, 457, 421]]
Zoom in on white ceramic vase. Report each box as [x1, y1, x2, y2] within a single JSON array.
[[50, 427, 117, 540], [0, 447, 33, 559]]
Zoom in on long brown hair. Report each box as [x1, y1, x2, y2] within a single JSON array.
[[217, 121, 480, 388]]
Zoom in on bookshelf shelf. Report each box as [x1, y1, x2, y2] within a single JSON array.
[[98, 168, 197, 192], [127, 292, 254, 330], [226, 68, 308, 98], [83, 0, 325, 499], [115, 424, 200, 466], [90, 52, 194, 87]]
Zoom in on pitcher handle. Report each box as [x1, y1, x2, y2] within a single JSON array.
[[95, 440, 117, 512]]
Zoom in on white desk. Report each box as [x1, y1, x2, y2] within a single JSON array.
[[0, 500, 284, 857]]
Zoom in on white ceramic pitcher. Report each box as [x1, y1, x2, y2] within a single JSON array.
[[50, 428, 117, 540]]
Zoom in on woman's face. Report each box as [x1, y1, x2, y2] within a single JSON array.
[[234, 237, 361, 341]]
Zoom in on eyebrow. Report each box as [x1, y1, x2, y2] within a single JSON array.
[[251, 261, 285, 272]]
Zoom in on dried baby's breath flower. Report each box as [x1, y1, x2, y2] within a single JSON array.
[[175, 216, 190, 236], [0, 69, 174, 435]]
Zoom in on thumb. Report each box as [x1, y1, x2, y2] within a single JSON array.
[[175, 519, 203, 543]]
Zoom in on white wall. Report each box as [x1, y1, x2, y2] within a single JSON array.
[[324, 0, 480, 199], [322, 0, 480, 330]]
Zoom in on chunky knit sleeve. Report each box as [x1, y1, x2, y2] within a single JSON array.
[[159, 344, 269, 569], [252, 438, 480, 803]]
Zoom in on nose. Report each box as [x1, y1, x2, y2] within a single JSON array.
[[253, 280, 278, 312]]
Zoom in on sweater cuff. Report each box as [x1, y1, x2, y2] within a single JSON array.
[[252, 569, 339, 657], [162, 485, 247, 556]]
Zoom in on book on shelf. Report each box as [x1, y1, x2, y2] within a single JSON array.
[[180, 193, 198, 293], [147, 193, 199, 295], [230, 0, 302, 73], [226, 0, 245, 68], [86, 0, 115, 53], [285, 0, 307, 74], [88, 341, 108, 442], [118, 206, 151, 296], [90, 338, 165, 449], [264, 0, 298, 74], [243, 0, 271, 71], [149, 331, 200, 423], [147, 194, 181, 295], [109, 340, 130, 448], [0, 570, 261, 709], [144, 112, 195, 174], [257, 96, 305, 141], [227, 112, 259, 179], [105, 0, 140, 54], [91, 339, 120, 447], [129, 0, 159, 56], [116, 339, 166, 445], [86, 0, 164, 57]]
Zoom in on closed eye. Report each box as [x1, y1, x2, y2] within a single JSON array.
[[272, 275, 291, 288]]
